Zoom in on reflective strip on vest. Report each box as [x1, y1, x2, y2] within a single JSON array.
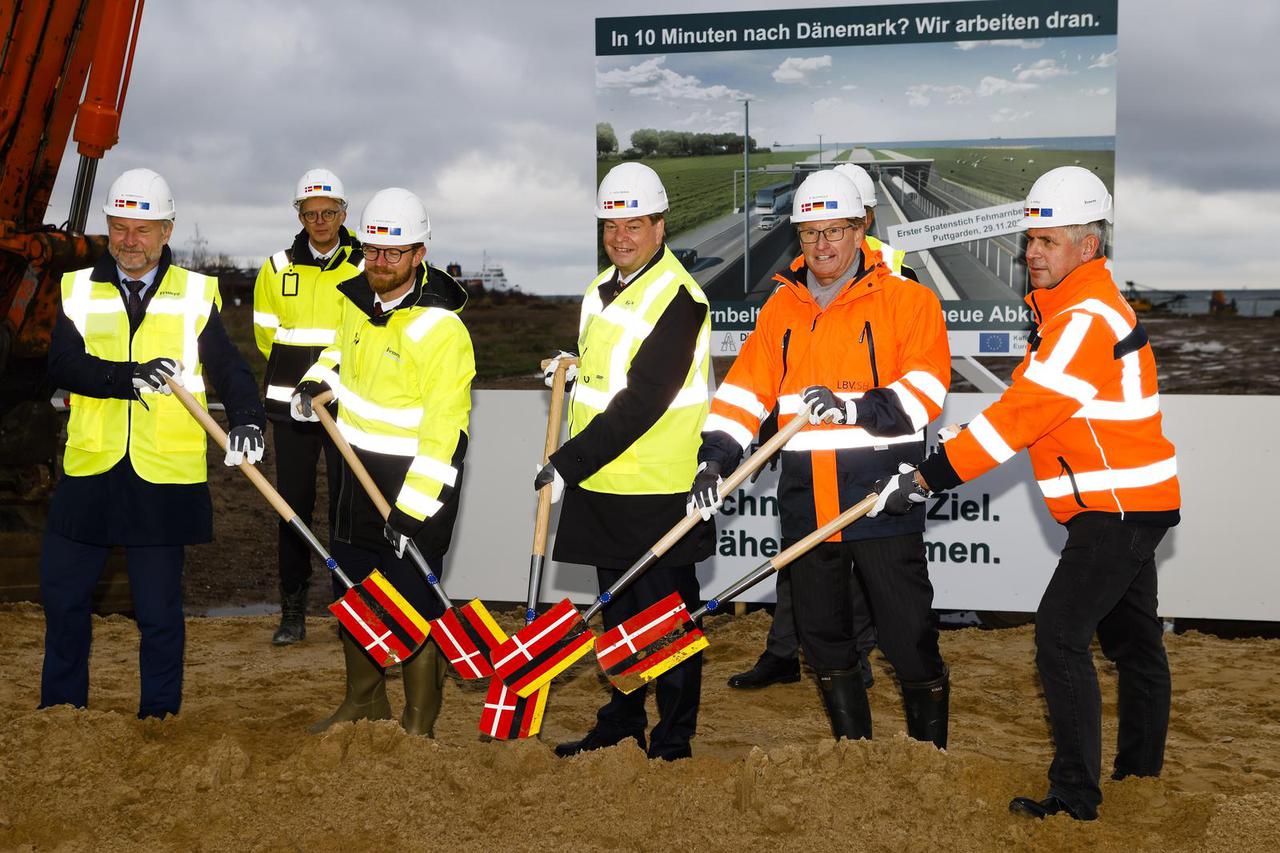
[[967, 413, 1016, 464], [338, 418, 418, 457], [271, 250, 289, 273], [1038, 456, 1177, 499], [273, 327, 337, 346], [703, 412, 755, 449], [254, 311, 280, 329], [397, 483, 444, 517], [409, 455, 459, 488], [266, 384, 294, 403], [783, 425, 923, 452], [712, 382, 767, 421], [340, 387, 424, 430], [887, 381, 929, 431]]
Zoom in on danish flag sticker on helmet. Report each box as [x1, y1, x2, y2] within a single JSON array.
[[596, 162, 669, 219], [359, 187, 431, 247], [102, 168, 175, 221], [1021, 166, 1113, 229], [294, 168, 346, 206]]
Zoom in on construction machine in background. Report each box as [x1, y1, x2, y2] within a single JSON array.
[[0, 1, 145, 602]]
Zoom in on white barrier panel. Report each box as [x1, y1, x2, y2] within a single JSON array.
[[445, 392, 1276, 621]]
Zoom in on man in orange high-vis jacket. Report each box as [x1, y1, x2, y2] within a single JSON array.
[[874, 167, 1180, 822], [691, 169, 951, 747]]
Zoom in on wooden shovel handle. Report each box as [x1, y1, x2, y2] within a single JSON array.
[[166, 378, 295, 521], [532, 357, 575, 556], [312, 391, 392, 521], [648, 404, 812, 559]]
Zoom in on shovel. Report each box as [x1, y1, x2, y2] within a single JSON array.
[[602, 492, 879, 694], [490, 403, 815, 698], [169, 379, 428, 667]]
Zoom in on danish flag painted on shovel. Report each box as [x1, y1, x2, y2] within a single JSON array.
[[431, 600, 502, 679], [328, 569, 430, 668], [596, 591, 708, 694], [491, 598, 595, 698], [479, 675, 548, 740]]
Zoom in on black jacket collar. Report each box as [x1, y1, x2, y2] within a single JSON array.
[[288, 226, 360, 270], [338, 263, 468, 325]]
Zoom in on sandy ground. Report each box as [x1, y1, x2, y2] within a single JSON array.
[[2, 605, 1278, 852]]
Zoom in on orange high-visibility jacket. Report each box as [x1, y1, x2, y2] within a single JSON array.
[[701, 246, 950, 541], [920, 257, 1180, 523]]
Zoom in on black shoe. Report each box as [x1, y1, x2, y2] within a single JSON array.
[[648, 744, 692, 761], [554, 728, 646, 758], [1009, 795, 1096, 821], [727, 652, 801, 689], [272, 584, 309, 646]]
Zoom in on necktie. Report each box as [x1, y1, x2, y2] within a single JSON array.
[[123, 280, 145, 325], [372, 302, 384, 317]]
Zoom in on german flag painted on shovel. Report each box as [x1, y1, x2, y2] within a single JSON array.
[[329, 567, 431, 668], [491, 598, 595, 698], [479, 674, 548, 740], [595, 592, 708, 693], [431, 599, 502, 679]]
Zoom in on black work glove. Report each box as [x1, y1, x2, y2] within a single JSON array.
[[290, 380, 329, 423], [534, 462, 564, 503], [686, 461, 724, 521], [224, 424, 265, 466], [802, 385, 855, 425], [132, 357, 181, 395], [870, 463, 930, 517], [384, 508, 424, 559]]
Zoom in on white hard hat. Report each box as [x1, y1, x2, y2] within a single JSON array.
[[597, 162, 668, 219], [102, 168, 175, 220], [359, 187, 431, 246], [790, 170, 864, 224], [294, 168, 346, 206], [833, 163, 877, 208], [1021, 166, 1113, 228]]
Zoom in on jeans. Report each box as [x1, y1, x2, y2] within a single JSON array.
[[1035, 513, 1171, 816]]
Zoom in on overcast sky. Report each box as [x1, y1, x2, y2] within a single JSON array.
[[46, 0, 1278, 293]]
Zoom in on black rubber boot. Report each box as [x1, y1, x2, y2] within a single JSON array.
[[554, 728, 647, 758], [272, 583, 308, 646], [727, 651, 801, 689], [400, 644, 446, 737], [308, 632, 391, 733], [816, 668, 873, 741], [1009, 795, 1096, 821], [901, 667, 949, 749]]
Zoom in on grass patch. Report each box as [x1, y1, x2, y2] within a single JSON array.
[[893, 146, 1114, 199]]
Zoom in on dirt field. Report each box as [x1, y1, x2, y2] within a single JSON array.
[[2, 605, 1277, 851]]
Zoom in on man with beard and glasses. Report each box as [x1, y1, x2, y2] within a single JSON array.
[[291, 188, 473, 737]]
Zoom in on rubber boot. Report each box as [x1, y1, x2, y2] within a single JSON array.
[[308, 631, 391, 733], [816, 668, 873, 741], [272, 583, 308, 646], [901, 667, 949, 749], [400, 644, 446, 737]]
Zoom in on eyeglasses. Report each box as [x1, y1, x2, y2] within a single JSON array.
[[361, 245, 416, 263], [797, 225, 855, 244], [300, 209, 342, 223]]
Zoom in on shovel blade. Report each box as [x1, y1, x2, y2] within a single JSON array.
[[492, 598, 595, 698], [479, 676, 548, 740], [597, 592, 709, 695], [430, 600, 503, 680], [329, 569, 430, 668]]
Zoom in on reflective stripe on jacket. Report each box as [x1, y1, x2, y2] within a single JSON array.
[[570, 246, 710, 495], [253, 228, 362, 417], [60, 265, 219, 483], [926, 257, 1179, 522], [865, 235, 906, 274], [705, 244, 950, 541]]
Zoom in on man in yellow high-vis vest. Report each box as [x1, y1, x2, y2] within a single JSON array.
[[535, 163, 713, 761], [253, 168, 362, 646], [40, 169, 265, 719]]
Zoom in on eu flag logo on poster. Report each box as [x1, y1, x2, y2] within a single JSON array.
[[979, 333, 1010, 353]]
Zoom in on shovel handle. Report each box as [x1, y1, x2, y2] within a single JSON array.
[[166, 378, 356, 589], [532, 357, 574, 557], [693, 492, 878, 620], [582, 403, 814, 622], [312, 391, 453, 610]]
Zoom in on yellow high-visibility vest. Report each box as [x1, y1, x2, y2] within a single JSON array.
[[865, 235, 906, 274], [60, 265, 220, 484]]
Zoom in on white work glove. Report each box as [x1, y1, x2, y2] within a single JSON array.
[[542, 351, 578, 389], [869, 463, 930, 518], [687, 461, 724, 521], [132, 357, 182, 395], [290, 380, 329, 423], [802, 385, 855, 425], [938, 423, 964, 443], [224, 424, 265, 467], [534, 462, 564, 503]]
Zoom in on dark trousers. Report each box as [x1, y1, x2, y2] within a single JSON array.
[[273, 419, 340, 594], [1035, 513, 1171, 815], [593, 562, 702, 758], [764, 566, 876, 660], [329, 538, 445, 623], [39, 531, 185, 718], [790, 533, 944, 682]]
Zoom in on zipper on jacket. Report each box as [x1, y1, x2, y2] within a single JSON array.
[[1057, 456, 1087, 508], [779, 329, 792, 382], [858, 321, 880, 386]]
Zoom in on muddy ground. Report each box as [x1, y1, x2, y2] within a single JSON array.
[[2, 606, 1278, 851]]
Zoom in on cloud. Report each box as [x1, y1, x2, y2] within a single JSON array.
[[1080, 87, 1113, 97], [905, 83, 973, 106], [990, 107, 1033, 123], [1015, 58, 1072, 82], [840, 84, 859, 91], [596, 56, 748, 101], [954, 38, 1047, 50], [668, 107, 744, 133], [977, 76, 1039, 97], [1089, 50, 1118, 69], [771, 55, 833, 84], [812, 96, 843, 114]]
